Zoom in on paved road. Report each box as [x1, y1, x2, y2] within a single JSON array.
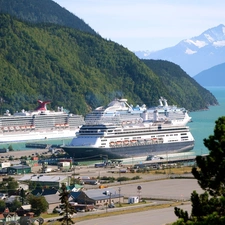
[[76, 204, 191, 225], [75, 178, 202, 225]]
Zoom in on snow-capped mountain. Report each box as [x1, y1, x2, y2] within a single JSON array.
[[135, 24, 225, 76]]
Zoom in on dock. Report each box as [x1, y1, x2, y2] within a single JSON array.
[[134, 154, 208, 168], [25, 143, 50, 149]]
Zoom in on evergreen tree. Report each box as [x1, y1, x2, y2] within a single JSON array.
[[0, 200, 6, 212], [58, 183, 76, 225], [20, 188, 26, 205], [173, 116, 225, 224]]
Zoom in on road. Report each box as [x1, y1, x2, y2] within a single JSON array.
[[76, 204, 191, 225]]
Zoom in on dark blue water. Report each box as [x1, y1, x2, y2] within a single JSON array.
[[1, 86, 224, 154]]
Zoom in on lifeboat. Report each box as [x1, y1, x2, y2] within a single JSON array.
[[116, 141, 122, 145], [20, 126, 25, 130], [30, 125, 35, 129], [109, 142, 115, 146], [60, 124, 64, 128], [124, 140, 129, 145], [9, 126, 14, 131], [131, 140, 137, 144], [3, 127, 8, 131], [15, 126, 20, 131], [55, 124, 60, 128], [64, 123, 69, 128]]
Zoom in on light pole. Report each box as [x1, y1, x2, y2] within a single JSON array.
[[118, 187, 121, 205], [137, 185, 142, 203]]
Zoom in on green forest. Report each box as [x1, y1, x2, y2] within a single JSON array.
[[0, 0, 218, 116]]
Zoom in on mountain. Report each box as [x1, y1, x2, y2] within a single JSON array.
[[135, 24, 225, 77], [0, 0, 97, 35], [193, 62, 225, 86], [0, 13, 218, 114]]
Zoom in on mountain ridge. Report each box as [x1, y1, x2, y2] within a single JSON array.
[[193, 62, 225, 86], [135, 24, 225, 76], [0, 0, 98, 35], [0, 0, 218, 114]]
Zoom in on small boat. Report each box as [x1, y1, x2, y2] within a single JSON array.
[[124, 140, 129, 145], [109, 142, 115, 146]]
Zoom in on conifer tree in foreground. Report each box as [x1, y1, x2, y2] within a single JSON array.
[[58, 183, 76, 225], [173, 116, 225, 224]]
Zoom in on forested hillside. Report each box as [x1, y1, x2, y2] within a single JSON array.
[[0, 0, 97, 35], [0, 13, 218, 115], [142, 60, 217, 108]]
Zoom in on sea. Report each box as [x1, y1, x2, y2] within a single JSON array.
[[0, 86, 225, 156]]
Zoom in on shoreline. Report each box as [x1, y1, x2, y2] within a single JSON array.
[[0, 148, 50, 158]]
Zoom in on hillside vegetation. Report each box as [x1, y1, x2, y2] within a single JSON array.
[[142, 60, 218, 108], [0, 13, 218, 115], [0, 0, 97, 35]]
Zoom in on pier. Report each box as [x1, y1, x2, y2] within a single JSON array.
[[134, 154, 208, 169], [25, 143, 50, 149]]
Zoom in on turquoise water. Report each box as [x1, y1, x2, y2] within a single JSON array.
[[0, 138, 72, 151], [1, 86, 225, 155], [189, 86, 225, 155]]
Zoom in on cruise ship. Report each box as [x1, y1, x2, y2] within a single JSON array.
[[61, 98, 194, 160], [0, 100, 85, 143]]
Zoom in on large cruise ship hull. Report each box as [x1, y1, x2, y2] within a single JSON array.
[[0, 129, 79, 143], [62, 140, 195, 160]]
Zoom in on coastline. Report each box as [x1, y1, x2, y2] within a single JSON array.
[[0, 149, 49, 159]]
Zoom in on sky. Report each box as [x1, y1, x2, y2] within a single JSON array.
[[53, 0, 225, 52]]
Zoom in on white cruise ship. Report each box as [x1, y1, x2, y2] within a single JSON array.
[[62, 98, 194, 160], [0, 100, 84, 143]]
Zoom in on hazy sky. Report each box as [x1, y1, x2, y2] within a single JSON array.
[[53, 0, 225, 51]]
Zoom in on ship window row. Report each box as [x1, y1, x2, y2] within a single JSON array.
[[120, 127, 187, 134], [168, 140, 179, 142], [79, 129, 187, 137], [113, 128, 187, 136]]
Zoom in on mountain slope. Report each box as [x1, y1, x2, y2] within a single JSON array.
[[135, 24, 225, 76], [142, 60, 217, 109], [193, 63, 225, 86], [0, 14, 218, 115], [0, 0, 97, 35]]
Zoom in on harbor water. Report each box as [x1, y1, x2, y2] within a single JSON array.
[[0, 86, 225, 156], [189, 86, 225, 156]]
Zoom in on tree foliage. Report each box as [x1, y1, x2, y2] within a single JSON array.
[[0, 13, 218, 116], [28, 195, 49, 216], [173, 116, 225, 224], [0, 0, 97, 35], [0, 200, 6, 212], [0, 176, 18, 195], [7, 198, 22, 212], [58, 183, 76, 224]]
